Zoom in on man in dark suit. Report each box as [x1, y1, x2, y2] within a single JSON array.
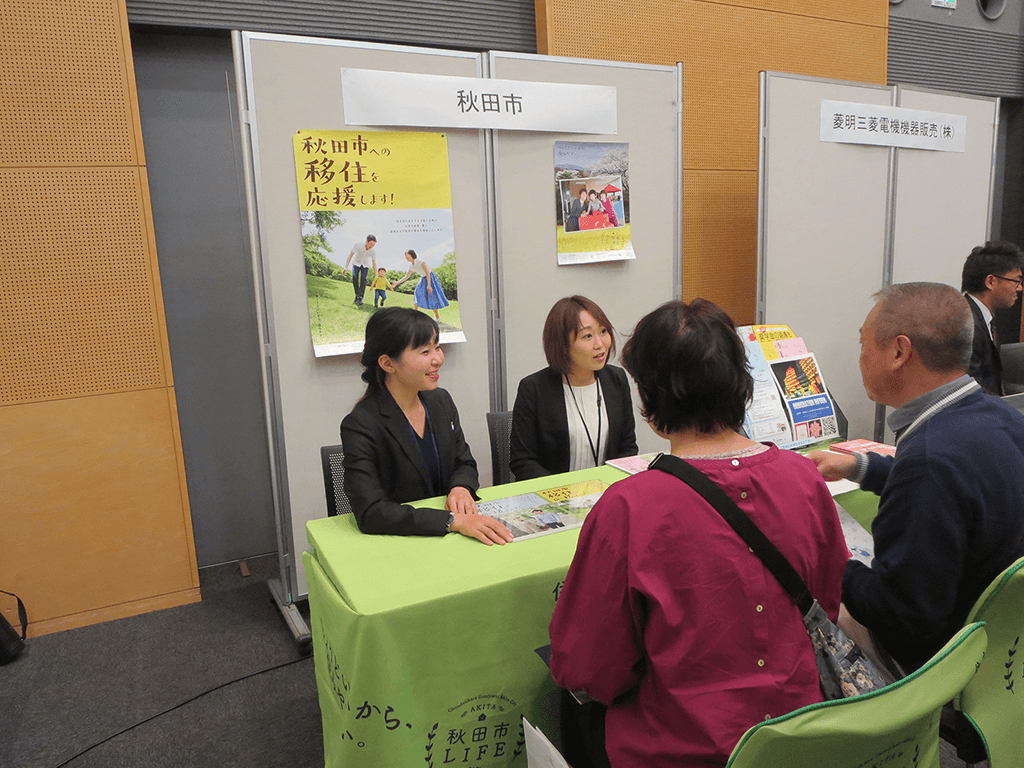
[[961, 240, 1024, 395]]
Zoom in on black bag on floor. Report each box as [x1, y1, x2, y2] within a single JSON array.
[[0, 589, 27, 664]]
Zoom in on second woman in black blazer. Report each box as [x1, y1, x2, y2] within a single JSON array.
[[510, 296, 637, 481]]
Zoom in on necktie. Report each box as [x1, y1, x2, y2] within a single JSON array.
[[990, 319, 999, 348]]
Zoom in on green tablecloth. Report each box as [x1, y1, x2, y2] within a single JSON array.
[[835, 487, 880, 533], [304, 465, 626, 768]]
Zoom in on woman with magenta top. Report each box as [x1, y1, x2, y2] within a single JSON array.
[[549, 299, 848, 767]]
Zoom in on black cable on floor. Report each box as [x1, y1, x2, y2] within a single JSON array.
[[52, 655, 314, 767]]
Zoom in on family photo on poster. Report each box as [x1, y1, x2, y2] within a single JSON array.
[[294, 130, 466, 357], [554, 141, 635, 265]]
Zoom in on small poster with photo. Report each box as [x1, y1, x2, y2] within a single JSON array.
[[767, 354, 840, 448], [554, 141, 635, 265]]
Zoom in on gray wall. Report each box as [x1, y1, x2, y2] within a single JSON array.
[[133, 28, 277, 567]]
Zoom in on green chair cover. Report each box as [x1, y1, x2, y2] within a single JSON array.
[[956, 556, 1024, 767], [725, 622, 988, 768]]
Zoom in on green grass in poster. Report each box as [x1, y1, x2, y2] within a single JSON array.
[[306, 275, 462, 346]]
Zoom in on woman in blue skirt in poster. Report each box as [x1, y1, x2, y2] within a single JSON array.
[[394, 249, 450, 321]]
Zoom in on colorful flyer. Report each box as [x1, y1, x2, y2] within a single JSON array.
[[768, 354, 840, 446], [737, 325, 839, 449], [554, 141, 634, 265], [294, 130, 466, 357], [739, 325, 797, 446]]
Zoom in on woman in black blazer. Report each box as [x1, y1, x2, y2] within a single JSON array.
[[341, 308, 512, 544], [510, 296, 638, 481]]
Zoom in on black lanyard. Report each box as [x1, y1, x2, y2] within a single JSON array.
[[566, 376, 603, 467]]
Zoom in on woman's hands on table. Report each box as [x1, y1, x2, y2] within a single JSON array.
[[446, 487, 514, 545], [446, 486, 478, 516]]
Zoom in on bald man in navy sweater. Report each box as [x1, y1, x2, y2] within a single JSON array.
[[810, 282, 1024, 672]]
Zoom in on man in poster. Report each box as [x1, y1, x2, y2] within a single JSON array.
[[344, 234, 378, 306]]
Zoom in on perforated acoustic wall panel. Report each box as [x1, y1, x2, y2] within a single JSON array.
[[0, 0, 142, 166], [538, 0, 888, 323], [0, 168, 166, 405], [0, 0, 198, 637]]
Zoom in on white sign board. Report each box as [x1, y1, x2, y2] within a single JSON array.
[[820, 100, 967, 152], [341, 68, 618, 133]]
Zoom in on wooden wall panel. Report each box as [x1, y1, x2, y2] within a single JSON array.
[[0, 168, 167, 405], [536, 0, 888, 322], [0, 0, 143, 166], [683, 170, 758, 323], [2, 390, 200, 636], [0, 0, 198, 636]]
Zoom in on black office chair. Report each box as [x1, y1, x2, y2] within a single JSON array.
[[486, 411, 516, 486], [320, 444, 353, 516], [1000, 341, 1024, 394]]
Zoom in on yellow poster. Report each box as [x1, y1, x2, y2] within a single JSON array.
[[294, 130, 452, 211], [749, 324, 796, 361], [293, 130, 465, 357]]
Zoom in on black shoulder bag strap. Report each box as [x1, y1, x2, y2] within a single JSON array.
[[648, 453, 815, 615]]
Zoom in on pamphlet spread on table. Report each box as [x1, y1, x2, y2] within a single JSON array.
[[478, 478, 609, 541]]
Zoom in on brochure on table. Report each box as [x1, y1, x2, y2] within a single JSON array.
[[478, 478, 609, 541], [737, 324, 840, 450]]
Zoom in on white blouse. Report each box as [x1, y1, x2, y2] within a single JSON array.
[[562, 379, 609, 472]]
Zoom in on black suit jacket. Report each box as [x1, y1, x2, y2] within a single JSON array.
[[509, 365, 638, 481], [967, 294, 1003, 396], [340, 387, 479, 536]]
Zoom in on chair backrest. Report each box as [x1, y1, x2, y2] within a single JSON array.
[[486, 411, 515, 486], [320, 444, 352, 517], [955, 556, 1024, 767], [999, 341, 1024, 388], [725, 622, 988, 768]]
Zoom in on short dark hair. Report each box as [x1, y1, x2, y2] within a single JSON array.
[[366, 234, 377, 243], [872, 282, 971, 373], [542, 296, 616, 375], [961, 240, 1024, 294], [359, 307, 437, 396], [622, 299, 752, 435]]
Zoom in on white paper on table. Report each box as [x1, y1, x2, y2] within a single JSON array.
[[824, 478, 860, 496], [523, 717, 571, 768], [835, 500, 874, 566]]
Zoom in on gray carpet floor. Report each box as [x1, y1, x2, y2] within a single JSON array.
[[1, 556, 323, 768], [1, 555, 979, 768]]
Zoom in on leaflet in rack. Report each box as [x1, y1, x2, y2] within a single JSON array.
[[737, 324, 840, 450], [478, 479, 610, 541]]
